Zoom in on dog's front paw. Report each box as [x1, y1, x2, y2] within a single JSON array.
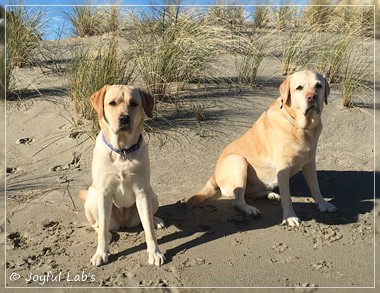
[[154, 216, 165, 229], [281, 216, 301, 227], [148, 249, 166, 267], [316, 200, 337, 213], [90, 251, 108, 267]]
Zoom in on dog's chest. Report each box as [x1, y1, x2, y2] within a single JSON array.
[[112, 159, 146, 208], [262, 129, 317, 180], [287, 130, 318, 173]]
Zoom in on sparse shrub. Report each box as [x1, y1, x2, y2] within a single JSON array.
[[69, 39, 135, 132]]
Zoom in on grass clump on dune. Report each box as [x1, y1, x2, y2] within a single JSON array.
[[126, 7, 230, 102], [65, 5, 121, 37], [6, 5, 44, 96], [69, 39, 135, 133]]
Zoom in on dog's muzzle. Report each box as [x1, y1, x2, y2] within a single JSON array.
[[118, 115, 130, 131], [305, 103, 320, 115]]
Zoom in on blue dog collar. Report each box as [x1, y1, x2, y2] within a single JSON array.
[[102, 131, 143, 159]]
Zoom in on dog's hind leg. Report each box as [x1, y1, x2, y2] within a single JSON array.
[[216, 154, 260, 218]]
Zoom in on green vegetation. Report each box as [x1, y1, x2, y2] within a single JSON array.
[[65, 6, 121, 37], [6, 5, 44, 96], [69, 39, 135, 133], [4, 4, 375, 130]]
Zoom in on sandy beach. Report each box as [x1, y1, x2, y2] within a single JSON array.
[[1, 33, 378, 290]]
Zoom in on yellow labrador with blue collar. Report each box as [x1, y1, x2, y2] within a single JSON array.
[[188, 70, 336, 227], [79, 85, 165, 267]]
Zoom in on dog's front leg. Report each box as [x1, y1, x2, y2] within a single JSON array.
[[135, 187, 165, 267], [277, 168, 301, 227], [90, 184, 113, 266], [302, 160, 337, 213]]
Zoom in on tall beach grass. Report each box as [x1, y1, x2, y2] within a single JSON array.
[[126, 8, 230, 102], [69, 39, 135, 133], [65, 6, 121, 37], [6, 5, 44, 95]]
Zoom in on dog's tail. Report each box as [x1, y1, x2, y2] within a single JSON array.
[[78, 190, 88, 202], [187, 175, 219, 210]]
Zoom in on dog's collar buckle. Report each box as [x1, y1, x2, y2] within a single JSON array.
[[102, 132, 143, 159], [121, 149, 128, 160]]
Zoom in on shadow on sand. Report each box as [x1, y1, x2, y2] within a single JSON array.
[[109, 170, 375, 264]]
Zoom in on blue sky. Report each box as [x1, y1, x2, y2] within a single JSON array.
[[4, 0, 317, 40], [6, 0, 309, 4]]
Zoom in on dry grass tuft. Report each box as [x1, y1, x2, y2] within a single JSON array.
[[126, 8, 230, 102], [235, 31, 271, 85], [6, 6, 44, 95], [65, 6, 121, 37], [6, 4, 374, 121], [69, 39, 134, 133], [340, 46, 372, 108]]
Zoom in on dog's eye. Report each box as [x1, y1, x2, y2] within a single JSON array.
[[296, 85, 303, 91], [130, 101, 138, 107], [109, 101, 117, 106], [316, 83, 323, 89]]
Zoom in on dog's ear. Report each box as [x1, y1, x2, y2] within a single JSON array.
[[139, 89, 154, 118], [323, 77, 330, 105], [90, 85, 109, 120], [279, 75, 292, 105]]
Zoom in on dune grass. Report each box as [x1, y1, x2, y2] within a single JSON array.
[[281, 5, 373, 85], [6, 5, 44, 95], [252, 6, 270, 29], [6, 4, 373, 129], [341, 46, 372, 108], [126, 8, 230, 102], [69, 39, 135, 133], [65, 4, 372, 132], [235, 32, 271, 85], [65, 6, 121, 37], [6, 6, 43, 67], [281, 28, 311, 75]]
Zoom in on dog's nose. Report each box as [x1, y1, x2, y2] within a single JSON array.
[[119, 115, 130, 126], [307, 94, 317, 102]]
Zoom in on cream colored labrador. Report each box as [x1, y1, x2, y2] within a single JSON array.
[[79, 85, 165, 267], [187, 70, 337, 226]]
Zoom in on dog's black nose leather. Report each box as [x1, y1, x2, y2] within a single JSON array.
[[119, 115, 130, 126]]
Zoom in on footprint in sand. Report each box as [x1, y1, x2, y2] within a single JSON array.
[[6, 167, 17, 175], [16, 137, 33, 145]]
